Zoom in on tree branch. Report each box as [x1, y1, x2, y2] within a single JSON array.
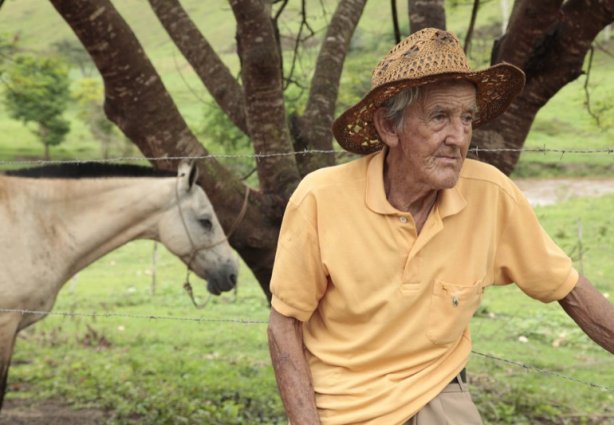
[[273, 0, 290, 22], [521, 0, 613, 105], [147, 0, 248, 135], [472, 0, 614, 174], [583, 47, 601, 127], [47, 0, 247, 191], [229, 0, 301, 200], [492, 0, 563, 67], [284, 0, 316, 91], [464, 0, 480, 54], [391, 0, 402, 43], [291, 0, 367, 175]]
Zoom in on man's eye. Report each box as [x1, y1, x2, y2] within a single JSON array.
[[199, 218, 213, 231]]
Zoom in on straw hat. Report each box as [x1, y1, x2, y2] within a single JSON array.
[[332, 28, 525, 155]]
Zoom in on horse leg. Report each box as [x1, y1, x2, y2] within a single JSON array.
[[0, 313, 20, 411]]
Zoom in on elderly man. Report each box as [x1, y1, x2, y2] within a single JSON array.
[[267, 28, 614, 424]]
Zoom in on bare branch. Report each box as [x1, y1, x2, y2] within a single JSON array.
[[464, 0, 480, 54], [594, 42, 614, 59], [583, 47, 601, 127], [391, 0, 402, 43], [274, 0, 290, 23], [284, 0, 316, 90]]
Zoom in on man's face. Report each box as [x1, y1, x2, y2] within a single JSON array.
[[378, 81, 477, 191]]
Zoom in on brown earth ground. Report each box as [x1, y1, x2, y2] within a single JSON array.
[[1, 178, 612, 423], [0, 398, 108, 424], [515, 178, 614, 206]]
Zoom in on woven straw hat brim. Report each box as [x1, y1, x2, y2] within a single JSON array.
[[332, 62, 525, 155]]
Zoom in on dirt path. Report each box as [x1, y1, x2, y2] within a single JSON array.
[[0, 398, 108, 424], [515, 177, 614, 206]]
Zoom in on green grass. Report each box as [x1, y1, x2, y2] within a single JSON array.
[[470, 195, 614, 424], [8, 244, 282, 424]]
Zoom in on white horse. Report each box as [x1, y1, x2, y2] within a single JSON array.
[[0, 161, 239, 409]]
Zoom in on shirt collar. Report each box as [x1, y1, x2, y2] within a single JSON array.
[[365, 148, 467, 218]]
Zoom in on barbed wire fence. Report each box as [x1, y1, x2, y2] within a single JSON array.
[[1, 147, 614, 396], [1, 304, 613, 393], [0, 146, 613, 167]]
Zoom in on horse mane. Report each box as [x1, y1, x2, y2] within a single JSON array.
[[3, 162, 177, 179]]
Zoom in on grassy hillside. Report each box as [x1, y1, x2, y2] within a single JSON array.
[[0, 0, 612, 176]]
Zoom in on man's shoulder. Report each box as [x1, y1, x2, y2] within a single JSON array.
[[292, 155, 370, 199], [460, 158, 506, 180], [307, 154, 369, 181], [459, 159, 522, 203]]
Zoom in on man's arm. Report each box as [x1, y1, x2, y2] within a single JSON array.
[[268, 307, 321, 424], [558, 275, 614, 354]]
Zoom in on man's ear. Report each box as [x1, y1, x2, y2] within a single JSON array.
[[373, 108, 399, 148]]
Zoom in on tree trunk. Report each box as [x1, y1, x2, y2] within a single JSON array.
[[48, 0, 282, 300], [229, 0, 301, 201], [408, 0, 446, 33]]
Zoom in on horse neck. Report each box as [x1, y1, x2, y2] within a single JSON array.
[[30, 177, 175, 274]]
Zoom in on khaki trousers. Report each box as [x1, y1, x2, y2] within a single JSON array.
[[404, 375, 483, 425]]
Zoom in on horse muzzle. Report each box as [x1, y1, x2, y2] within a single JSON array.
[[205, 261, 238, 295]]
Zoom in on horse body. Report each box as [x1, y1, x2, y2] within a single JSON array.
[[0, 162, 238, 408]]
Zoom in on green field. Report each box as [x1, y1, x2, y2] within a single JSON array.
[[1, 1, 614, 424], [0, 0, 612, 175]]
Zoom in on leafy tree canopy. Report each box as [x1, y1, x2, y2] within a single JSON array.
[[3, 54, 71, 156]]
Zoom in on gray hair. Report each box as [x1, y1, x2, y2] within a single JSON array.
[[380, 87, 421, 130]]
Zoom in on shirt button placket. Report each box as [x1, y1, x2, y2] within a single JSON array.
[[399, 216, 408, 224]]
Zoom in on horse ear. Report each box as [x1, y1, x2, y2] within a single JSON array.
[[177, 160, 199, 192]]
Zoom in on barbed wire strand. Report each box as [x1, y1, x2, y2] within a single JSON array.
[[471, 350, 614, 393], [0, 146, 613, 166], [0, 307, 267, 325], [1, 306, 613, 393]]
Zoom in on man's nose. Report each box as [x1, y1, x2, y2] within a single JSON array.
[[444, 117, 470, 146]]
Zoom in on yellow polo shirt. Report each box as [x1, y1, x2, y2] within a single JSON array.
[[270, 150, 578, 425]]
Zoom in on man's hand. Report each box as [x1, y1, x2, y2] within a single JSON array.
[[559, 275, 614, 354]]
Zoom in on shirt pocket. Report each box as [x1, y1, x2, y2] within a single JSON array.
[[426, 279, 484, 345]]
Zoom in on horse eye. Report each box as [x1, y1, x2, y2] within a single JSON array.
[[198, 218, 213, 231]]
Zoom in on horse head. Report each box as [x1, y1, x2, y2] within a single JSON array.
[[158, 161, 239, 295]]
